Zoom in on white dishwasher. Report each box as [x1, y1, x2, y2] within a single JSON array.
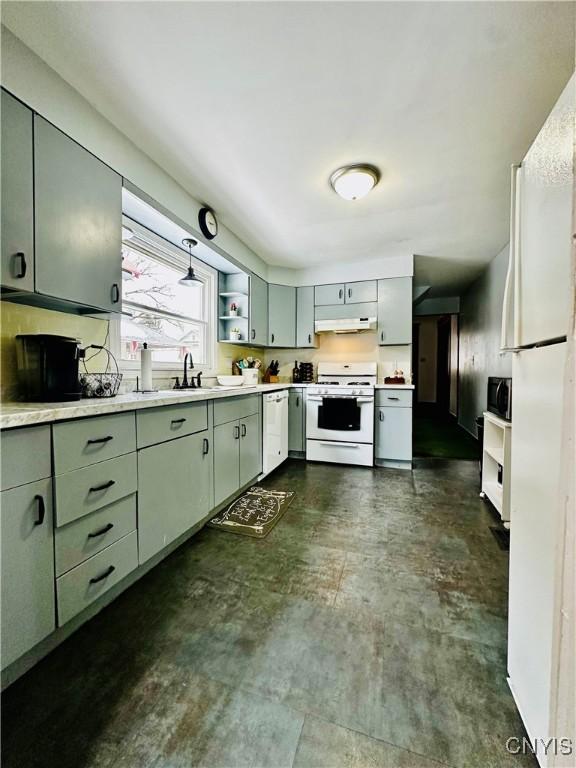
[[262, 390, 289, 476]]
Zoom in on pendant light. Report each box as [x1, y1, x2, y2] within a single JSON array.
[[179, 238, 202, 286]]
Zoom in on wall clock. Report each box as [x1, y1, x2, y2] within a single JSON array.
[[198, 207, 218, 240]]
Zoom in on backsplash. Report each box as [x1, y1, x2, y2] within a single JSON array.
[[270, 332, 411, 382], [1, 303, 109, 401]]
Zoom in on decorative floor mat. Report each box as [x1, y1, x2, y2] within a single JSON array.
[[208, 487, 295, 538]]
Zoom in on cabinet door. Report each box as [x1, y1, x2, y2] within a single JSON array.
[[375, 407, 412, 461], [345, 280, 377, 304], [1, 90, 34, 291], [377, 277, 412, 345], [315, 284, 345, 305], [213, 421, 240, 506], [34, 116, 122, 312], [138, 432, 212, 564], [288, 389, 305, 452], [268, 284, 296, 347], [1, 478, 55, 669], [249, 274, 269, 346], [296, 286, 317, 347], [240, 413, 261, 486]]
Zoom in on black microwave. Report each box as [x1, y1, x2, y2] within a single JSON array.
[[487, 377, 512, 421]]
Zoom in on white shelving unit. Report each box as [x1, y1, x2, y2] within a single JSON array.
[[481, 411, 512, 527]]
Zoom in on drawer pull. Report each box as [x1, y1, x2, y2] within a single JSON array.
[[89, 565, 115, 584], [87, 435, 114, 445], [89, 480, 116, 493], [171, 418, 187, 426], [387, 397, 400, 401], [33, 495, 46, 526], [203, 438, 210, 455], [88, 523, 114, 539]]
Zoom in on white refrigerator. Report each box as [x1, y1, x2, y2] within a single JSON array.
[[501, 74, 574, 764]]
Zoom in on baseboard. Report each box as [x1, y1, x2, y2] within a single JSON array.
[[288, 450, 306, 459]]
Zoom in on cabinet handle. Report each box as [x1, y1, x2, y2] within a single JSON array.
[[171, 418, 187, 426], [379, 412, 384, 421], [33, 495, 46, 526], [339, 288, 343, 300], [87, 435, 114, 445], [203, 437, 210, 455], [234, 425, 240, 439], [14, 252, 27, 279], [88, 523, 114, 538], [387, 397, 400, 401], [296, 396, 300, 407], [89, 565, 115, 584], [251, 329, 256, 340], [348, 288, 352, 299], [89, 480, 115, 493], [271, 333, 275, 344], [111, 283, 120, 303], [380, 331, 384, 342], [241, 423, 247, 437]]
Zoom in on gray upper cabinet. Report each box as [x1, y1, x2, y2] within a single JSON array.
[[34, 116, 122, 312], [296, 286, 317, 347], [315, 283, 345, 305], [138, 430, 212, 564], [249, 274, 269, 345], [1, 90, 34, 292], [288, 389, 305, 453], [377, 277, 412, 345], [1, 478, 56, 669], [345, 280, 377, 304], [268, 284, 296, 347]]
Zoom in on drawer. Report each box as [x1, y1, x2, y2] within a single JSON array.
[[53, 412, 136, 474], [213, 394, 260, 426], [56, 531, 138, 626], [306, 439, 374, 467], [1, 425, 51, 491], [376, 389, 413, 408], [55, 493, 137, 576], [54, 452, 137, 527], [136, 401, 208, 448]]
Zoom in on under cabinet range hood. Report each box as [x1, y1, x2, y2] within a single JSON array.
[[315, 317, 377, 334]]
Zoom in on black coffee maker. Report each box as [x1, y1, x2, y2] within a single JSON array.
[[16, 334, 84, 401]]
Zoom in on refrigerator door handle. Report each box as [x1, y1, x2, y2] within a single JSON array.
[[501, 164, 521, 354]]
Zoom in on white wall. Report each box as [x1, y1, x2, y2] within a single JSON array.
[[458, 244, 512, 435], [449, 314, 459, 416]]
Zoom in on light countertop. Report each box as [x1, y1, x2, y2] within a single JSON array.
[[0, 383, 291, 430]]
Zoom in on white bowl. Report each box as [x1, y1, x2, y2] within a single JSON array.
[[216, 375, 244, 387]]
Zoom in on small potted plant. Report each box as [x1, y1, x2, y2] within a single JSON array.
[[229, 328, 241, 341], [229, 302, 238, 317]]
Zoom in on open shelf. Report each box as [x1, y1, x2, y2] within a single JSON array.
[[219, 291, 248, 298], [481, 412, 512, 523], [219, 315, 247, 321]]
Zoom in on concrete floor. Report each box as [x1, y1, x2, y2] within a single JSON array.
[[2, 459, 536, 768]]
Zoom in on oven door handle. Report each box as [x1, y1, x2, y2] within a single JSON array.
[[317, 441, 360, 447], [307, 396, 373, 403]]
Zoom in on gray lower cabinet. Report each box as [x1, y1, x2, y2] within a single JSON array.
[[1, 90, 34, 292], [377, 277, 412, 345], [214, 415, 261, 506], [375, 406, 412, 464], [289, 389, 305, 453], [249, 274, 269, 345], [296, 286, 317, 347], [315, 283, 345, 305], [34, 115, 122, 312], [239, 413, 261, 486], [1, 478, 55, 669], [268, 284, 296, 347], [137, 430, 213, 564]]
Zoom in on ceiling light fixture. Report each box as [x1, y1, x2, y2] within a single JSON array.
[[329, 164, 380, 201], [179, 238, 203, 287]]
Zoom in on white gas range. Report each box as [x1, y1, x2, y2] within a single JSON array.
[[306, 362, 377, 467]]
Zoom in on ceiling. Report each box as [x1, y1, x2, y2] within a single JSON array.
[[2, 2, 574, 294]]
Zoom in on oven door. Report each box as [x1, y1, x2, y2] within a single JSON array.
[[306, 395, 374, 443]]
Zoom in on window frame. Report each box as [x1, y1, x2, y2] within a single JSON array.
[[112, 218, 218, 376]]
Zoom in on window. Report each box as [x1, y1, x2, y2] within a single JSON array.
[[116, 222, 216, 371]]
